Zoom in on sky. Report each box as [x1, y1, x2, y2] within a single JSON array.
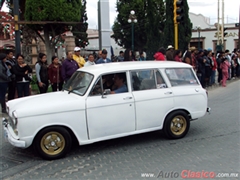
[[1, 0, 239, 29]]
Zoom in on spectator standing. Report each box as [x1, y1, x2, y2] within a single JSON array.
[[210, 52, 217, 86], [166, 45, 174, 61], [204, 49, 212, 87], [216, 52, 224, 84], [182, 50, 192, 65], [196, 50, 206, 88], [84, 54, 95, 67], [48, 56, 63, 92], [190, 47, 198, 71], [12, 54, 32, 98], [95, 50, 102, 62], [154, 47, 166, 61], [123, 49, 132, 61], [231, 55, 237, 79], [174, 50, 182, 62], [73, 47, 85, 68], [0, 53, 11, 113], [225, 50, 232, 79], [138, 51, 146, 61], [96, 49, 112, 64], [236, 50, 240, 78], [220, 57, 230, 87], [35, 53, 49, 94], [5, 50, 17, 100], [117, 51, 124, 62], [61, 51, 79, 83]]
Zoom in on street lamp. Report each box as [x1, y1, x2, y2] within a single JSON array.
[[128, 10, 137, 52], [196, 25, 201, 50]]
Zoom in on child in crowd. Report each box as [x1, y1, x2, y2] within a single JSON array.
[[220, 57, 230, 87]]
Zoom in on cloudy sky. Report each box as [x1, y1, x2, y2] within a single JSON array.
[[1, 0, 239, 29]]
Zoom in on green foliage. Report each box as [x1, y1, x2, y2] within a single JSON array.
[[112, 0, 165, 58], [178, 1, 192, 51], [72, 0, 89, 48]]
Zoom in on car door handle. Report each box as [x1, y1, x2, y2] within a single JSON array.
[[123, 97, 133, 100], [164, 92, 173, 95], [195, 89, 199, 92]]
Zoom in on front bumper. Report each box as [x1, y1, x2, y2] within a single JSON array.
[[3, 118, 26, 148]]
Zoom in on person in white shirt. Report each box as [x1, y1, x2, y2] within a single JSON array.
[[84, 54, 95, 67]]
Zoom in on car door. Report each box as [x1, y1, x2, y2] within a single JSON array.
[[86, 72, 136, 140], [131, 69, 174, 130]]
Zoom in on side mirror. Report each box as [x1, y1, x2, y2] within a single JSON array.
[[102, 89, 111, 98]]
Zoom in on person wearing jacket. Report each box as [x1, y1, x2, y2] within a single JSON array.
[[5, 50, 17, 100], [154, 47, 166, 61], [96, 49, 112, 64], [35, 53, 49, 94], [220, 57, 230, 87], [174, 50, 182, 62], [0, 53, 11, 113], [48, 56, 64, 92], [12, 54, 32, 98]]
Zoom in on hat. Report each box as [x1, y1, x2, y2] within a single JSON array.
[[74, 47, 81, 51], [102, 49, 108, 54], [167, 45, 174, 50], [189, 46, 196, 51]]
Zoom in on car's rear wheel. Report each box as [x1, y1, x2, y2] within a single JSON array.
[[163, 111, 190, 139], [34, 127, 72, 160]]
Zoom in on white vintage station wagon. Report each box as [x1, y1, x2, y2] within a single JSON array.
[[3, 61, 210, 160]]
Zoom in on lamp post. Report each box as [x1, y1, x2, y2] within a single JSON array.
[[196, 25, 201, 50], [128, 10, 137, 52]]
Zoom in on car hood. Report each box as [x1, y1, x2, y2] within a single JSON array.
[[6, 91, 85, 118]]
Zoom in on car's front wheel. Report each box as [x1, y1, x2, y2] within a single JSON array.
[[34, 127, 72, 160], [163, 111, 190, 139]]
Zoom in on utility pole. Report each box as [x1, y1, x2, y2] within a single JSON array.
[[13, 0, 21, 55], [221, 0, 224, 50], [217, 0, 220, 45]]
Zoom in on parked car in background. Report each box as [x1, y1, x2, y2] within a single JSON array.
[[3, 61, 210, 160]]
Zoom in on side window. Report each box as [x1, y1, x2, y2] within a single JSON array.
[[90, 72, 128, 95], [165, 68, 198, 86], [155, 70, 167, 89], [131, 69, 157, 91]]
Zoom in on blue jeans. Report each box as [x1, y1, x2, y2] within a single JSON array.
[[16, 82, 30, 98], [210, 70, 216, 85], [0, 82, 8, 101]]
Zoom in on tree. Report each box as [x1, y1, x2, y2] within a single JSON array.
[[163, 0, 192, 52], [112, 0, 165, 59], [72, 0, 88, 48], [178, 1, 192, 51], [25, 0, 82, 63], [163, 0, 174, 49]]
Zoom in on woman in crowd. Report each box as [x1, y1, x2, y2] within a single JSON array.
[[48, 56, 63, 92], [174, 50, 182, 62], [220, 57, 230, 87], [154, 47, 166, 61], [203, 50, 212, 87], [12, 54, 32, 98], [35, 53, 49, 93], [124, 49, 132, 61], [210, 52, 217, 86], [0, 53, 11, 113]]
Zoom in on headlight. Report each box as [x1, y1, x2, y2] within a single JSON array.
[[12, 110, 18, 126]]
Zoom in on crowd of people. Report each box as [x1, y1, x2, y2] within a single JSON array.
[[1, 45, 240, 113]]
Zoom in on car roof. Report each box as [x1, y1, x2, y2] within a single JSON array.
[[79, 61, 192, 75]]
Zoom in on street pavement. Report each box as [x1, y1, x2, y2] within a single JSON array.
[[0, 80, 239, 180]]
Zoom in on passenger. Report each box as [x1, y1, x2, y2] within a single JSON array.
[[111, 73, 127, 94], [156, 71, 167, 88], [103, 74, 114, 90]]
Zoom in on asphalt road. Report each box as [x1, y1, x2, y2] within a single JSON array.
[[1, 80, 239, 180]]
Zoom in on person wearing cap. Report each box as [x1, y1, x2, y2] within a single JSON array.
[[96, 49, 112, 64], [73, 47, 86, 68], [166, 45, 174, 61]]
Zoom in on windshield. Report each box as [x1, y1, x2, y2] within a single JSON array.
[[64, 71, 94, 95]]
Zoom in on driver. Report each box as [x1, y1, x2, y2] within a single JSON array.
[[111, 73, 128, 94]]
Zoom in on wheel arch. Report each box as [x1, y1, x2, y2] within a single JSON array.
[[32, 125, 80, 146], [163, 109, 191, 127]]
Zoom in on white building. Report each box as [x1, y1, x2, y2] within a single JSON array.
[[190, 12, 239, 51]]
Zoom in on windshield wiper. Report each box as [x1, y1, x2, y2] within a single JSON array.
[[68, 86, 86, 94]]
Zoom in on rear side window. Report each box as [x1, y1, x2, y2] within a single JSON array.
[[165, 68, 198, 86]]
